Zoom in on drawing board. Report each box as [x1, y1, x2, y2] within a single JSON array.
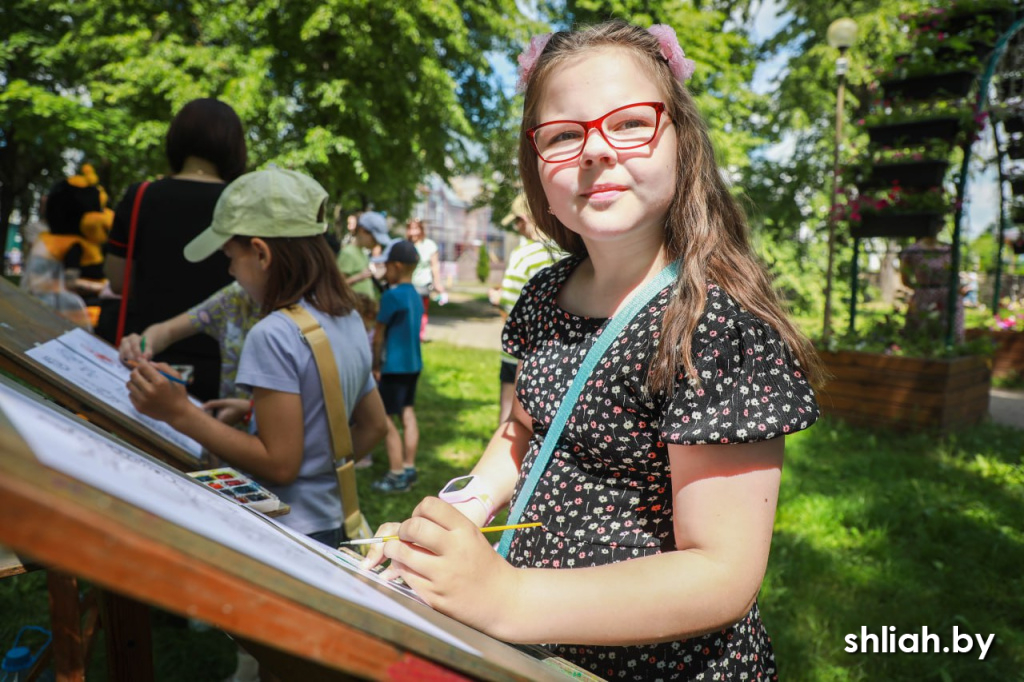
[[0, 277, 200, 467], [0, 376, 582, 681]]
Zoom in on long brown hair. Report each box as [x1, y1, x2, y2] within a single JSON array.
[[236, 235, 357, 318], [518, 20, 825, 391]]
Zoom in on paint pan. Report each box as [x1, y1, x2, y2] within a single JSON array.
[[188, 467, 281, 513]]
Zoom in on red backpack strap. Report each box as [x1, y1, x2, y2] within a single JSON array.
[[114, 181, 150, 346]]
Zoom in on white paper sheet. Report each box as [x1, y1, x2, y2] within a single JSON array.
[[0, 382, 477, 655], [25, 330, 204, 459]]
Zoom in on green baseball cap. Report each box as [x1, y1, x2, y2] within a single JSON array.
[[184, 167, 329, 263]]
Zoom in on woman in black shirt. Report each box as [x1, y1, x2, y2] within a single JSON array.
[[100, 98, 247, 401]]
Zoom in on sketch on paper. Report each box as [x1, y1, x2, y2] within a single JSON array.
[[25, 329, 203, 459], [0, 381, 477, 655]]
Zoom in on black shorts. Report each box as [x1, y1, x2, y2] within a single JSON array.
[[499, 359, 517, 384], [380, 372, 420, 415]]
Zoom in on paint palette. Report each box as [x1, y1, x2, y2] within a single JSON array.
[[188, 467, 281, 513]]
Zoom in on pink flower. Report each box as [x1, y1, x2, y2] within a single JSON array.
[[516, 33, 553, 92], [648, 24, 696, 83]]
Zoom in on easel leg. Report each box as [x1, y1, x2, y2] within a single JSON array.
[[99, 590, 154, 682], [46, 571, 85, 682]]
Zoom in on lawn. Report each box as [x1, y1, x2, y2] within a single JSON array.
[[1, 341, 1022, 680]]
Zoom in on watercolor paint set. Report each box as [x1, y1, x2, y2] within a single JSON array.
[[188, 467, 281, 513]]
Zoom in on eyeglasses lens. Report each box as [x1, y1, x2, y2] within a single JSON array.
[[533, 104, 660, 162]]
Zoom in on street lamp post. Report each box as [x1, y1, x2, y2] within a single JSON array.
[[821, 17, 858, 344]]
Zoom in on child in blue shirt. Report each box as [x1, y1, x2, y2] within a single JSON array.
[[371, 239, 424, 492]]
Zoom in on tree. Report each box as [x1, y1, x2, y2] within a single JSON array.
[[727, 0, 925, 323], [1, 0, 528, 242], [476, 240, 491, 283]]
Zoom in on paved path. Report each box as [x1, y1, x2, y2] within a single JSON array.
[[426, 292, 1024, 430], [423, 290, 505, 350], [989, 388, 1024, 430]]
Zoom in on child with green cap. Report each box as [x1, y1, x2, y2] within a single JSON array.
[[126, 167, 388, 546]]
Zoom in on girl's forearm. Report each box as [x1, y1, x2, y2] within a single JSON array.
[[167, 404, 282, 481], [141, 313, 195, 355], [491, 549, 763, 646]]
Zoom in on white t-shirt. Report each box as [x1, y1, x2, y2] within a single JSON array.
[[411, 238, 439, 295], [236, 301, 374, 535]]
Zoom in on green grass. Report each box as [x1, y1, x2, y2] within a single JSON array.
[[765, 420, 1024, 682], [3, 342, 1023, 680], [357, 341, 502, 524]]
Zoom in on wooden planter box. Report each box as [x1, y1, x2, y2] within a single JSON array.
[[965, 329, 1024, 379], [880, 71, 975, 101], [860, 160, 949, 190], [817, 350, 991, 431], [851, 211, 944, 239], [866, 117, 962, 147]]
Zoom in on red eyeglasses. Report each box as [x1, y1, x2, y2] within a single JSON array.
[[527, 102, 667, 163]]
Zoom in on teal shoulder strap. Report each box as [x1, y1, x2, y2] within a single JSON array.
[[497, 261, 680, 558]]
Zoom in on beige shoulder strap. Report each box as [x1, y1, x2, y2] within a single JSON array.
[[280, 304, 362, 525]]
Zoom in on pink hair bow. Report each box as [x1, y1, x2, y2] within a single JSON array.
[[516, 33, 553, 92], [648, 24, 696, 83]]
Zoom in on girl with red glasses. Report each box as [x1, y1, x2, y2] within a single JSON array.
[[365, 19, 825, 681]]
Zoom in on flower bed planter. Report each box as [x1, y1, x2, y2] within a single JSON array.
[[965, 329, 1024, 380], [867, 117, 962, 147], [860, 160, 949, 190], [817, 350, 991, 431], [851, 211, 944, 239], [880, 71, 976, 100]]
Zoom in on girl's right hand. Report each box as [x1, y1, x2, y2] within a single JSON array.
[[119, 333, 152, 366], [359, 521, 402, 574]]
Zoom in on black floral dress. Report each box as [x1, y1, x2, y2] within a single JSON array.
[[501, 257, 819, 681]]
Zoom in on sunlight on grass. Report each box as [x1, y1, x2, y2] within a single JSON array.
[[764, 418, 1024, 681], [2, 344, 1022, 681]]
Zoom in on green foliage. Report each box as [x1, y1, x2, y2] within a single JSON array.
[[0, 0, 527, 236], [476, 242, 491, 283], [755, 226, 827, 317], [822, 303, 995, 358]]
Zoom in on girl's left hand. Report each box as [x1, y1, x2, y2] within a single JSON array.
[[380, 496, 520, 633], [202, 398, 251, 425], [126, 361, 190, 424]]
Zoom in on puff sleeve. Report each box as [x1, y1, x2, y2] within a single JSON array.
[[659, 287, 819, 445]]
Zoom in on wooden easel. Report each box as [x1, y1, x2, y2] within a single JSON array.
[[0, 277, 196, 469], [0, 383, 586, 682], [0, 282, 281, 681]]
